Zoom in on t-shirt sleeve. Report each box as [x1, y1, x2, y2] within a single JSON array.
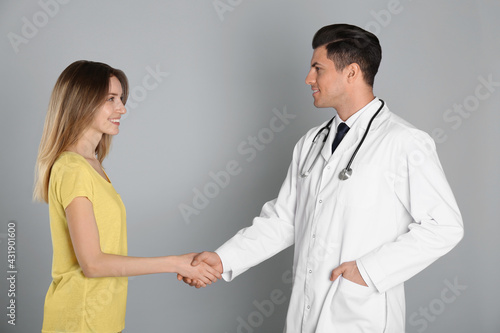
[[53, 163, 94, 209]]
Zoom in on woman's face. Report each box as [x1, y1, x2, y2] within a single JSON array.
[[90, 76, 126, 136]]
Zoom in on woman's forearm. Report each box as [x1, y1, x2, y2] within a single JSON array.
[[81, 252, 221, 286], [81, 253, 177, 278], [65, 197, 221, 284]]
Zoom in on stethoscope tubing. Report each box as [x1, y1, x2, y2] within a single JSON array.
[[301, 118, 334, 178], [300, 99, 385, 179], [343, 99, 385, 172]]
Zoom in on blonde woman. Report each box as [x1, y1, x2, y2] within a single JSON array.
[[34, 60, 220, 333]]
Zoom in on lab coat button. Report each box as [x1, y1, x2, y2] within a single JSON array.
[[307, 305, 310, 309], [319, 200, 323, 203], [309, 270, 312, 273], [312, 234, 316, 238]]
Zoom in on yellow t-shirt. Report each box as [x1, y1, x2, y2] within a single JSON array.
[[42, 152, 128, 333]]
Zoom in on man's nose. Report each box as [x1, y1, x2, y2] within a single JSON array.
[[305, 69, 315, 85]]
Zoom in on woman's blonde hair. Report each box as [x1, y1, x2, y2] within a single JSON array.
[[33, 60, 129, 203]]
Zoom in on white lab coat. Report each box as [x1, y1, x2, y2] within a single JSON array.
[[216, 99, 464, 333]]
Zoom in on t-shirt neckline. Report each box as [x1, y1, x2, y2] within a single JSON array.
[[61, 151, 112, 184]]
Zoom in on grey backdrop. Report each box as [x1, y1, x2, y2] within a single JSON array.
[[1, 0, 499, 332]]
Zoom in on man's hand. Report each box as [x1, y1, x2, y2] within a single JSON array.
[[177, 251, 223, 288], [174, 253, 221, 288], [330, 260, 367, 286]]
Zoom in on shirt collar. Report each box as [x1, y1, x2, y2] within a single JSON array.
[[333, 97, 379, 132], [321, 97, 381, 162]]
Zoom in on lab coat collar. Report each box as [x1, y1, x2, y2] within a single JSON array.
[[320, 98, 385, 162]]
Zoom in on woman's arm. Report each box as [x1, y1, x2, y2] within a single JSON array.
[[66, 196, 221, 286]]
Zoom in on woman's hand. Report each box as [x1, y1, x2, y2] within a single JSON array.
[[177, 251, 224, 288], [173, 253, 222, 288]]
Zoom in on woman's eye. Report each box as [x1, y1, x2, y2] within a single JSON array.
[[108, 97, 114, 102]]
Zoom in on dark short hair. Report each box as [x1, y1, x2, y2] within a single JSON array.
[[312, 24, 382, 87]]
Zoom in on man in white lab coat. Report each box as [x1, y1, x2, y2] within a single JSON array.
[[179, 24, 464, 332]]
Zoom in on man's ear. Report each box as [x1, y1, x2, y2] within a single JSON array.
[[345, 63, 362, 83]]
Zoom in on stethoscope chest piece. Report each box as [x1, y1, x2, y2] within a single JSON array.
[[339, 168, 352, 180]]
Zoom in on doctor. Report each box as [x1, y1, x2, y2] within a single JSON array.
[[179, 23, 464, 332]]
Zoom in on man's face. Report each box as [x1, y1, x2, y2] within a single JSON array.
[[305, 45, 347, 109]]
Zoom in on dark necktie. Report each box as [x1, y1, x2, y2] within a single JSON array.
[[331, 122, 350, 153]]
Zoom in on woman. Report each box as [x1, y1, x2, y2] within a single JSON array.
[[33, 60, 219, 333]]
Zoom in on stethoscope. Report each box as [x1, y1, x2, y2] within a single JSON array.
[[300, 99, 385, 180]]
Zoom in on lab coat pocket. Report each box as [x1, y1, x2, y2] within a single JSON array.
[[340, 276, 373, 296], [330, 276, 387, 332]]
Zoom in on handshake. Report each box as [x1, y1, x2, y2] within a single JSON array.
[[175, 251, 223, 288]]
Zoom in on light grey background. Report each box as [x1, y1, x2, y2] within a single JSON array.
[[1, 0, 499, 332]]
